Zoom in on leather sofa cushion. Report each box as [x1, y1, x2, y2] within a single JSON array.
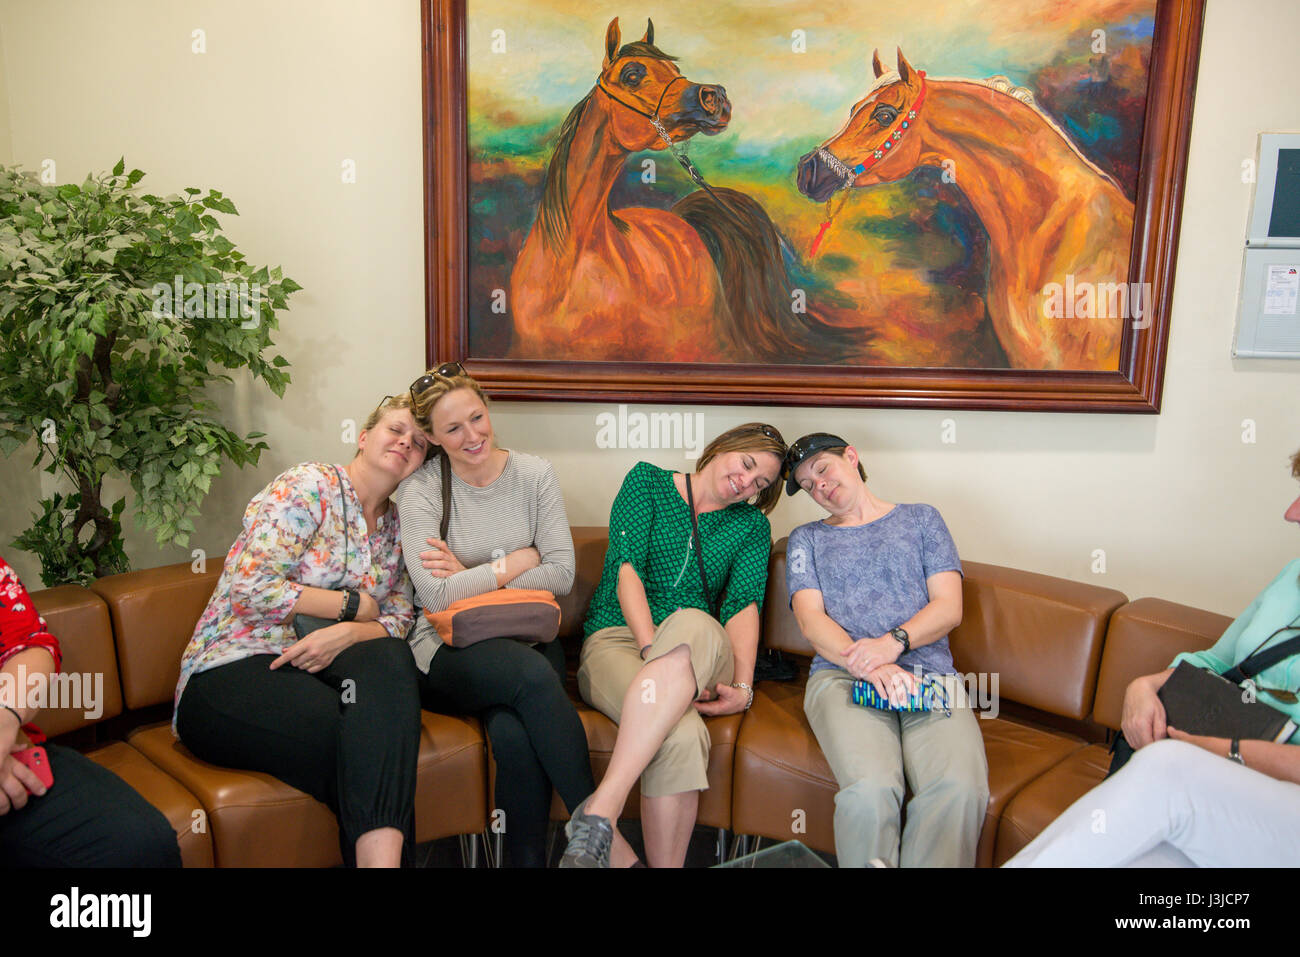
[[733, 682, 837, 855], [556, 527, 608, 641], [90, 562, 221, 710], [993, 742, 1111, 865], [1093, 598, 1229, 730], [128, 710, 486, 866], [973, 717, 1083, 866], [28, 585, 124, 737], [86, 740, 213, 868], [951, 562, 1127, 721], [733, 683, 1085, 866], [762, 540, 815, 657]]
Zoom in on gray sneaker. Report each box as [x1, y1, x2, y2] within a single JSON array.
[[558, 797, 613, 868]]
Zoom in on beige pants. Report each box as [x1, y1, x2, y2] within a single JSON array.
[[803, 668, 989, 867], [578, 608, 734, 797]]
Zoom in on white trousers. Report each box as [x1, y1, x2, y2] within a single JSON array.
[[1004, 739, 1300, 867]]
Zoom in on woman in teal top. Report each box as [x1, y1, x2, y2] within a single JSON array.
[[1008, 448, 1300, 867], [559, 423, 786, 868]]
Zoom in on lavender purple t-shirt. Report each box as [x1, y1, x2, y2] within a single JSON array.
[[786, 504, 963, 677]]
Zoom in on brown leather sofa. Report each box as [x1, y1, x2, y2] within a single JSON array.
[[33, 565, 487, 867], [27, 528, 1231, 867]]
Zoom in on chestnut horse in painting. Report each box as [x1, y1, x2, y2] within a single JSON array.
[[510, 18, 848, 363], [797, 48, 1135, 371]]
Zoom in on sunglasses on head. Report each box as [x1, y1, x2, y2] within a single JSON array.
[[407, 362, 468, 406], [373, 363, 469, 419]]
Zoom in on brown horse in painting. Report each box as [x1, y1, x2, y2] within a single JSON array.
[[510, 17, 850, 363], [797, 48, 1135, 371]]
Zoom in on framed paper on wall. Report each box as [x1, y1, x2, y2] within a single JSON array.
[[423, 0, 1205, 411]]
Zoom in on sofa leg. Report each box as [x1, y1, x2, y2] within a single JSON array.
[[495, 828, 505, 868], [716, 828, 729, 865], [458, 833, 481, 869]]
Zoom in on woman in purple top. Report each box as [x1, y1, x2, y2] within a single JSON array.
[[784, 433, 989, 867]]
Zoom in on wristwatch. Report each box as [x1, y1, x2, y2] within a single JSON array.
[[890, 627, 910, 653], [337, 588, 361, 622], [1227, 738, 1245, 766]]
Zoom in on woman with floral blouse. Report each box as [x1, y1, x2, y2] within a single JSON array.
[[174, 393, 429, 867]]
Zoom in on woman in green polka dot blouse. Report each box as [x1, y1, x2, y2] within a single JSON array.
[[559, 423, 787, 868]]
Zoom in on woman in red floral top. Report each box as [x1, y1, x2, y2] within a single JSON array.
[[0, 555, 180, 866], [174, 393, 430, 867]]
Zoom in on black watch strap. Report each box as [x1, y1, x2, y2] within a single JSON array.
[[891, 627, 910, 652], [338, 588, 361, 622]]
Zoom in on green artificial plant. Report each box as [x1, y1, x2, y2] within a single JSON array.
[[0, 159, 298, 585]]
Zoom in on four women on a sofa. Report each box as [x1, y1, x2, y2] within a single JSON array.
[[137, 360, 1295, 869]]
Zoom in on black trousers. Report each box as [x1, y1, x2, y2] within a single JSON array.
[[0, 744, 181, 867], [420, 638, 595, 867], [176, 638, 422, 867]]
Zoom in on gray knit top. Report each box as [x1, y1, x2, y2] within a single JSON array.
[[393, 450, 575, 672]]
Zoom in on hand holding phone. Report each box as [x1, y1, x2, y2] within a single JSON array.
[[12, 746, 54, 793]]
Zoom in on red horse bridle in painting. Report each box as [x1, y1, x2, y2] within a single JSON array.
[[811, 70, 928, 256], [597, 68, 726, 206]]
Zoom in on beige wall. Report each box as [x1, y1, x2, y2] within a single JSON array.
[[0, 1, 1295, 619]]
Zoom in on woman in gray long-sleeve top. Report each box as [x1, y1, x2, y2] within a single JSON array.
[[393, 363, 639, 867]]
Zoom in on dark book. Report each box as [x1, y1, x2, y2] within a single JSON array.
[[1158, 661, 1297, 742]]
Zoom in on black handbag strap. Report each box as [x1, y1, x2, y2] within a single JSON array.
[[1222, 631, 1300, 683], [684, 474, 719, 619], [439, 451, 452, 542], [335, 465, 350, 589]]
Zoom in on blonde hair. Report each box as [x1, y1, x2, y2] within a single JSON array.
[[696, 422, 788, 515], [362, 392, 414, 432], [355, 393, 431, 461], [410, 365, 491, 435]]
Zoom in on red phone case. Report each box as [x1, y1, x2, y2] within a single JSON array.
[[12, 746, 54, 792]]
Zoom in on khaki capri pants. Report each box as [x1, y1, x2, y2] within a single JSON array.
[[578, 608, 733, 797], [803, 668, 989, 867]]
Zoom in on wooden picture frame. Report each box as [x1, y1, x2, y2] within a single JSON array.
[[423, 0, 1205, 412]]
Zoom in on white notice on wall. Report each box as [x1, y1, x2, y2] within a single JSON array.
[[1264, 264, 1300, 316]]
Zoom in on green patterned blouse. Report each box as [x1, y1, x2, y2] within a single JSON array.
[[583, 461, 772, 637]]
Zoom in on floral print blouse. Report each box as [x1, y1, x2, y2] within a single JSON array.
[[173, 463, 415, 726]]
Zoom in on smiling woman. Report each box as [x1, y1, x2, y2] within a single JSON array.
[[393, 362, 605, 868], [171, 393, 429, 868], [559, 423, 787, 868]]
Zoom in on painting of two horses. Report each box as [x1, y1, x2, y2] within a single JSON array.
[[463, 0, 1157, 372]]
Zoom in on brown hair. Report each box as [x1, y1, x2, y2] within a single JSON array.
[[1291, 447, 1300, 480], [410, 365, 493, 440], [696, 422, 788, 514]]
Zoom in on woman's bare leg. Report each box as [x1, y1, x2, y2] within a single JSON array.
[[641, 790, 699, 868]]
